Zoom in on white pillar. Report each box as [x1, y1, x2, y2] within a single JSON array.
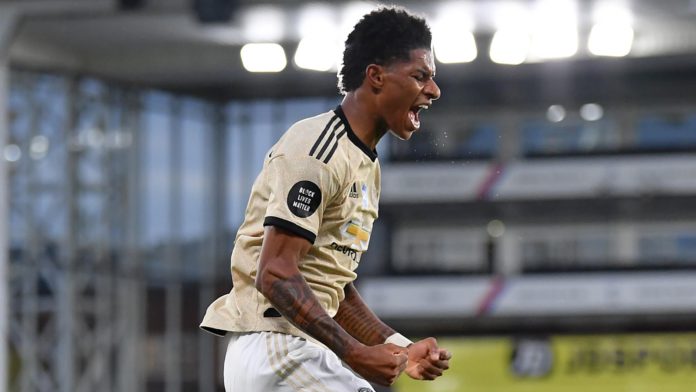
[[498, 228, 522, 276], [0, 6, 20, 392]]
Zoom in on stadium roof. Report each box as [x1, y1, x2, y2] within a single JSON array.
[[5, 0, 696, 100]]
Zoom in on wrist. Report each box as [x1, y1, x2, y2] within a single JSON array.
[[384, 333, 413, 348], [341, 338, 366, 361]]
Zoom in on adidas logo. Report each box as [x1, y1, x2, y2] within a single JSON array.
[[349, 182, 359, 198]]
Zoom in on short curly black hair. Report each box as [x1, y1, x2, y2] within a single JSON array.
[[338, 6, 432, 94]]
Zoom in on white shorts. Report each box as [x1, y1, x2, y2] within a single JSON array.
[[223, 331, 375, 392]]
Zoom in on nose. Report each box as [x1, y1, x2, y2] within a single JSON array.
[[424, 78, 441, 100]]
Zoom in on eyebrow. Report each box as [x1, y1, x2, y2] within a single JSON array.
[[415, 67, 435, 78]]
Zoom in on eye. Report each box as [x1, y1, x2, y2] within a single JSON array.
[[412, 73, 426, 82]]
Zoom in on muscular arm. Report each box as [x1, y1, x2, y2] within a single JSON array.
[[334, 282, 396, 346], [335, 278, 453, 382], [255, 226, 408, 386], [255, 226, 361, 358]]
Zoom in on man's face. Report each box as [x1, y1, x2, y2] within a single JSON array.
[[378, 48, 440, 140]]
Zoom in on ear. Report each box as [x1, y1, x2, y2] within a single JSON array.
[[365, 64, 385, 89]]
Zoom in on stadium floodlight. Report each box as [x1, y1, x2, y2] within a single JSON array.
[[340, 1, 377, 38], [487, 219, 506, 238], [240, 43, 287, 72], [433, 1, 477, 64], [490, 28, 530, 65], [241, 5, 284, 42], [29, 135, 49, 160], [434, 31, 477, 64], [295, 3, 340, 72], [297, 2, 337, 38], [546, 104, 566, 123], [3, 144, 21, 162], [588, 3, 633, 57], [580, 103, 604, 121], [588, 24, 633, 57], [530, 0, 578, 60], [294, 37, 340, 72], [490, 2, 530, 65]]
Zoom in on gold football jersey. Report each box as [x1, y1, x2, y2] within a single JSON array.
[[201, 106, 381, 343]]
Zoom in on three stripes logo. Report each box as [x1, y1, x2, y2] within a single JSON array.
[[349, 182, 359, 198], [308, 114, 346, 164]]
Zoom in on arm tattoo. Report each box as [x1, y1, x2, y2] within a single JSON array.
[[333, 283, 395, 346], [268, 274, 357, 358]]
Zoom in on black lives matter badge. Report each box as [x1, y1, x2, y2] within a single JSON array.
[[287, 181, 322, 218]]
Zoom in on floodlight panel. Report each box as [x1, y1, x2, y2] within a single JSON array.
[[490, 28, 529, 65], [240, 43, 287, 72], [294, 37, 340, 72]]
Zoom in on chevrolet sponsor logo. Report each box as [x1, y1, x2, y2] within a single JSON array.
[[342, 221, 370, 251], [346, 222, 370, 241]]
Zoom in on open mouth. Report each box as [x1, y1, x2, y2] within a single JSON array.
[[408, 104, 429, 130]]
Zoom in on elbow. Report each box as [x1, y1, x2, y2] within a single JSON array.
[[255, 261, 283, 298], [255, 266, 272, 297], [255, 251, 301, 298]]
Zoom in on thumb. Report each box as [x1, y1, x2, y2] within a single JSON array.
[[429, 349, 440, 361], [387, 344, 407, 355], [427, 341, 440, 361], [395, 351, 409, 366]]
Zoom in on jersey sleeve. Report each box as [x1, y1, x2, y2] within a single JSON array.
[[263, 154, 340, 244]]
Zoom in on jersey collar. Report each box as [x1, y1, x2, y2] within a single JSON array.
[[333, 105, 378, 162]]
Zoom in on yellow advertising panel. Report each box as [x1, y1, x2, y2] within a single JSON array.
[[396, 333, 696, 392]]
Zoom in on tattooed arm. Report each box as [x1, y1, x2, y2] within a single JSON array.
[[335, 281, 453, 382], [255, 226, 408, 386], [334, 282, 396, 346]]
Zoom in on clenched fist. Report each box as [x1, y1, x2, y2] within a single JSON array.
[[344, 343, 409, 386], [405, 337, 452, 380]]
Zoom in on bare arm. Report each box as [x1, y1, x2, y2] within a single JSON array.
[[255, 226, 357, 357], [255, 226, 407, 385], [334, 282, 396, 346], [335, 275, 453, 382]]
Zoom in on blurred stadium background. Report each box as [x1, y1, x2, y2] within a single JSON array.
[[2, 0, 696, 391]]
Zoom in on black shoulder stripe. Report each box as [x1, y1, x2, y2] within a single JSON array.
[[263, 216, 316, 244], [322, 128, 347, 164], [315, 121, 343, 161], [309, 115, 339, 157]]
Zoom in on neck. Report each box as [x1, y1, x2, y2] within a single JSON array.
[[340, 91, 388, 151]]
